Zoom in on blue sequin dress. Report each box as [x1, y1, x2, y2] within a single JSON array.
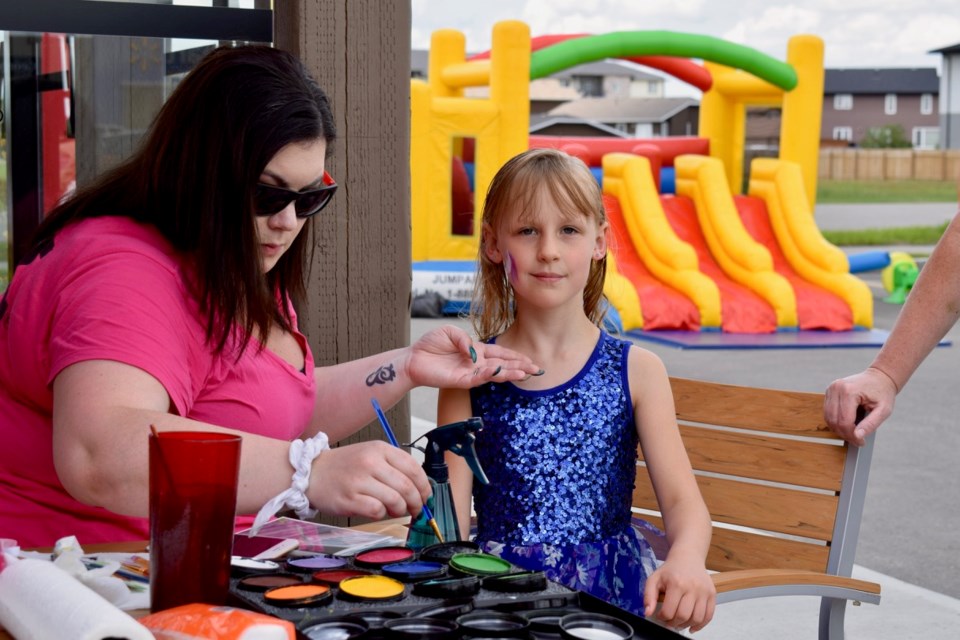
[[469, 330, 665, 616]]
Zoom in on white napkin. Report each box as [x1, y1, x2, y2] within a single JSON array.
[[0, 556, 153, 640]]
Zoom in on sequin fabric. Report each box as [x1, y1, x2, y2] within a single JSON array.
[[470, 331, 664, 615]]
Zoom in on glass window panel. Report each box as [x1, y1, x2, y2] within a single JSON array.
[[833, 94, 852, 111], [884, 93, 897, 115]]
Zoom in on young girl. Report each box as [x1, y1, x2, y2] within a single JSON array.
[[438, 148, 715, 632]]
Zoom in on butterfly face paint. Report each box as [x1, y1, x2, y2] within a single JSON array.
[[504, 252, 518, 285]]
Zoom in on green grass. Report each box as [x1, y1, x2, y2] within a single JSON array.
[[822, 222, 948, 247], [817, 180, 957, 204], [816, 179, 954, 246]]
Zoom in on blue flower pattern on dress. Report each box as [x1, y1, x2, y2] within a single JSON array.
[[470, 331, 665, 616]]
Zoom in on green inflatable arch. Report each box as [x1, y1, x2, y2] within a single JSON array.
[[529, 31, 797, 91]]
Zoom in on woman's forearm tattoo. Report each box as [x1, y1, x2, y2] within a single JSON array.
[[366, 363, 397, 386]]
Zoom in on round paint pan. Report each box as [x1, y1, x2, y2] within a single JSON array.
[[381, 560, 446, 583], [448, 552, 512, 577], [263, 582, 333, 608], [405, 597, 475, 620], [521, 607, 583, 639], [482, 570, 548, 593], [230, 556, 282, 577], [349, 609, 403, 633], [300, 615, 369, 640], [412, 575, 480, 599], [311, 567, 373, 588], [456, 611, 531, 638], [559, 613, 633, 640], [419, 540, 480, 564], [286, 554, 347, 573], [337, 574, 407, 603], [352, 545, 416, 569], [236, 572, 304, 592], [383, 617, 459, 640]]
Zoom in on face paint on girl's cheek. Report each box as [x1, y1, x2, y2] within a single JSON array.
[[504, 252, 518, 284]]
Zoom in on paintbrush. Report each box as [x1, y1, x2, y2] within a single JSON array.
[[370, 398, 444, 543]]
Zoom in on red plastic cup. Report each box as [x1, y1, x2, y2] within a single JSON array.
[[148, 431, 241, 612]]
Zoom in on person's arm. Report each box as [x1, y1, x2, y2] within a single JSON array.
[[825, 211, 960, 444], [53, 360, 430, 521], [437, 387, 476, 539], [628, 347, 715, 632], [309, 325, 539, 440]]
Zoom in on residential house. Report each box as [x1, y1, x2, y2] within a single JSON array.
[[822, 68, 940, 149], [545, 59, 664, 100], [930, 42, 960, 149], [528, 114, 629, 138], [410, 49, 674, 127], [546, 97, 699, 138]]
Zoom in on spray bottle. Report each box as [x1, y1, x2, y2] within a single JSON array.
[[406, 418, 489, 549]]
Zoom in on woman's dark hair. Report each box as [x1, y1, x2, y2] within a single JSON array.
[[33, 45, 337, 355]]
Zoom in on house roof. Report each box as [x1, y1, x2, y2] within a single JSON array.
[[528, 114, 630, 137], [548, 97, 698, 123], [411, 49, 429, 77], [930, 42, 960, 55], [549, 59, 662, 82], [824, 68, 939, 94]]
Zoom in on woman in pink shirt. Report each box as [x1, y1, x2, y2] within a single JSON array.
[[0, 45, 539, 548]]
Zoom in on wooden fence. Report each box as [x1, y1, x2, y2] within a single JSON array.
[[818, 148, 960, 181]]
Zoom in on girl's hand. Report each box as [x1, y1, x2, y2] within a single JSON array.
[[404, 325, 541, 389], [643, 558, 716, 632]]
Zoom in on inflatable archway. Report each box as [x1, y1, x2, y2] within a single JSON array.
[[528, 31, 797, 90], [472, 33, 714, 92]]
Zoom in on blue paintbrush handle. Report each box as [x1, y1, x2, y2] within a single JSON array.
[[372, 398, 400, 447], [371, 398, 435, 522]]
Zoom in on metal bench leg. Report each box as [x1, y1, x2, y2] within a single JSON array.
[[818, 598, 847, 640]]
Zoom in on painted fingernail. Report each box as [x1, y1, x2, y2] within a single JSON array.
[[493, 366, 502, 376], [533, 369, 545, 376], [469, 346, 477, 363]]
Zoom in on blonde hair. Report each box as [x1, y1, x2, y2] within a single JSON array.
[[471, 148, 608, 341]]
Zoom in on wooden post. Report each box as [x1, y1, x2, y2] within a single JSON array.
[[275, 1, 412, 525]]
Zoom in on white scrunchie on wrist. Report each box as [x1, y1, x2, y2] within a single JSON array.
[[249, 431, 330, 535]]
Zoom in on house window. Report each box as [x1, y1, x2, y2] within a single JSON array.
[[575, 75, 603, 97], [884, 94, 897, 115], [833, 127, 853, 142], [921, 93, 933, 115], [834, 94, 853, 110], [912, 127, 940, 150]]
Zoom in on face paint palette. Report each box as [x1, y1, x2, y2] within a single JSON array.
[[286, 554, 348, 573], [263, 582, 333, 608], [227, 543, 688, 640], [310, 568, 373, 588], [380, 560, 446, 583]]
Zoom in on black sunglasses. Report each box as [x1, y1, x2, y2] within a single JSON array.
[[254, 171, 337, 218]]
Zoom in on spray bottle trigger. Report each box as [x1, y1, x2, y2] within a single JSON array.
[[458, 437, 489, 485]]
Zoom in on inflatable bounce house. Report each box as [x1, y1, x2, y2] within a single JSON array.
[[410, 21, 876, 344]]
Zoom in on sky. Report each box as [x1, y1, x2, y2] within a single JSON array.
[[410, 0, 960, 97]]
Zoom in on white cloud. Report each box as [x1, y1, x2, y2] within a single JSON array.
[[410, 0, 956, 95], [412, 0, 958, 68]]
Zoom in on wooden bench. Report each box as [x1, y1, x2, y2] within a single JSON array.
[[633, 377, 881, 640]]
